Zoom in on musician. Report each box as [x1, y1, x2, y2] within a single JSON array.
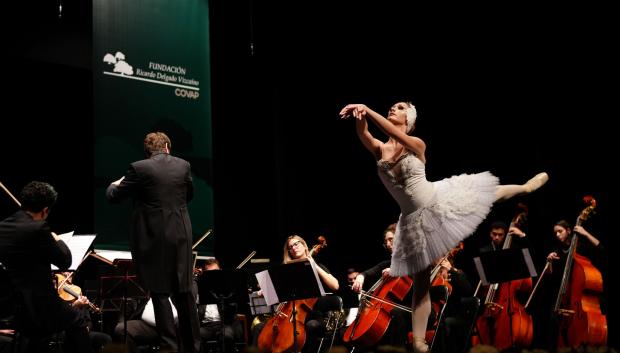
[[195, 258, 244, 353], [429, 255, 475, 353], [479, 220, 529, 254], [285, 235, 340, 353], [340, 268, 361, 326], [0, 181, 93, 353], [350, 223, 410, 349], [543, 220, 607, 350], [58, 272, 112, 353], [113, 296, 178, 353], [546, 221, 605, 276], [255, 235, 340, 353], [472, 219, 533, 351]]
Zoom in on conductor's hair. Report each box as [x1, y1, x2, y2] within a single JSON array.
[[20, 181, 57, 212], [144, 132, 171, 157]]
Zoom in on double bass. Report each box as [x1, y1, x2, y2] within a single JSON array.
[[553, 196, 607, 347], [257, 236, 327, 353], [473, 204, 533, 350]]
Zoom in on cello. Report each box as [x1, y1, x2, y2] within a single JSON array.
[[257, 236, 327, 353], [554, 196, 607, 347], [342, 273, 413, 348], [473, 203, 533, 350], [344, 243, 463, 349]]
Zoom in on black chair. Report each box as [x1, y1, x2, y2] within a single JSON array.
[[317, 295, 345, 353]]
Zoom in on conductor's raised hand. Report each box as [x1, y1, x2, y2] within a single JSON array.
[[339, 104, 368, 120]]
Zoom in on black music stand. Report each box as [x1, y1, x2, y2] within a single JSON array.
[[100, 259, 147, 344], [196, 269, 249, 353], [255, 259, 325, 353], [473, 248, 537, 285], [471, 248, 537, 349]]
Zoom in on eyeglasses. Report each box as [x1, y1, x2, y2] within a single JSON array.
[[288, 241, 302, 250]]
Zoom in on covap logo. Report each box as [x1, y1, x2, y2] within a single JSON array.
[[102, 51, 200, 100]]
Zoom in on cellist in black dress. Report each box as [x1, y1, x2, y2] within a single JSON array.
[[257, 235, 340, 353]]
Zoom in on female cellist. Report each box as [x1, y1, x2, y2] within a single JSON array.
[[257, 235, 339, 353], [546, 206, 607, 348]]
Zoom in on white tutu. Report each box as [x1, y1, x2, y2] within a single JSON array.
[[377, 153, 498, 276]]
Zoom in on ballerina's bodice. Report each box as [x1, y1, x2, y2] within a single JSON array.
[[377, 153, 435, 214]]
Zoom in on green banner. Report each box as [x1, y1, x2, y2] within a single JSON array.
[[93, 0, 213, 255]]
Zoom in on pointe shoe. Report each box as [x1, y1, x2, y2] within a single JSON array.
[[413, 337, 429, 353], [524, 172, 549, 193]]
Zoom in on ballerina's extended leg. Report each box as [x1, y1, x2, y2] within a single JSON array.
[[495, 172, 549, 202]]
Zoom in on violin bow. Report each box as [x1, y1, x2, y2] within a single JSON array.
[[0, 181, 22, 207]]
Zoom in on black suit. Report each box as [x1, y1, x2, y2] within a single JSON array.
[[0, 210, 92, 353], [107, 151, 200, 352]]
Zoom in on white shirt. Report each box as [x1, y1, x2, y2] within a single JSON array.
[[141, 298, 178, 326]]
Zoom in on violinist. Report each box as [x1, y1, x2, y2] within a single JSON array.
[[544, 220, 607, 350], [429, 251, 475, 353], [256, 235, 340, 353], [349, 222, 410, 349], [56, 271, 112, 353], [0, 181, 93, 353]]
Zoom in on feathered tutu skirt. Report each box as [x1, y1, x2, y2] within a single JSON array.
[[390, 171, 499, 276]]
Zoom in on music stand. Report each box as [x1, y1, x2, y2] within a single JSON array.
[[255, 259, 326, 353], [100, 259, 147, 344], [196, 269, 249, 353], [473, 248, 537, 286]]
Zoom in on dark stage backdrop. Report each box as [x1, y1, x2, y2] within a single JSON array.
[[3, 1, 618, 349], [92, 0, 214, 254]]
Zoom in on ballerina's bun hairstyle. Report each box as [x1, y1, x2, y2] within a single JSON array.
[[406, 102, 417, 133]]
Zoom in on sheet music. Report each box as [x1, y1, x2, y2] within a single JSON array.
[[255, 270, 279, 306], [57, 230, 74, 244], [255, 259, 326, 306], [93, 249, 133, 263], [52, 234, 96, 271]]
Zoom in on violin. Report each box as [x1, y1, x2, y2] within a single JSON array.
[[430, 242, 464, 294], [554, 196, 607, 347], [257, 236, 327, 353], [473, 203, 533, 350], [55, 273, 101, 313]]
